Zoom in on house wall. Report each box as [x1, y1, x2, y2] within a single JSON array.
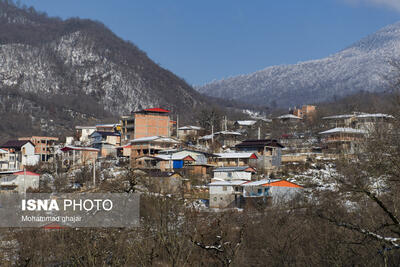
[[21, 143, 39, 167], [0, 174, 39, 194], [213, 171, 252, 180], [267, 186, 303, 204], [209, 185, 236, 208], [134, 113, 170, 139]]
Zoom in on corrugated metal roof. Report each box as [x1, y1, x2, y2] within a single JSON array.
[[215, 152, 257, 159], [213, 166, 256, 172], [319, 127, 367, 135], [130, 136, 180, 143]]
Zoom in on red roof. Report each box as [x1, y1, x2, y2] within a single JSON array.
[[14, 171, 40, 176], [143, 108, 170, 113]]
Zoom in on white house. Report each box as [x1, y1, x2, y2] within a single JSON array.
[[75, 126, 97, 144], [0, 171, 40, 194], [208, 180, 246, 208], [213, 166, 256, 181], [0, 140, 39, 171]]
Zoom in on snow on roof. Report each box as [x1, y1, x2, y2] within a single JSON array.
[[213, 166, 256, 172], [216, 131, 241, 135], [356, 113, 394, 119], [131, 136, 180, 143], [277, 114, 302, 119], [235, 120, 257, 126], [75, 126, 96, 129], [0, 149, 7, 154], [215, 152, 257, 159], [323, 113, 394, 120], [199, 134, 212, 140], [156, 154, 194, 161], [96, 124, 120, 127], [208, 180, 247, 186], [178, 125, 203, 130], [319, 127, 367, 135]]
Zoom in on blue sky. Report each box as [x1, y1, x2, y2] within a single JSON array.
[[19, 0, 400, 85]]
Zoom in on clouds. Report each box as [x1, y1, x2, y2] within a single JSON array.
[[343, 0, 400, 12]]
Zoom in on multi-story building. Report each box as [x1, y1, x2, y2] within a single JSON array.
[[0, 140, 39, 170], [18, 136, 59, 162], [120, 108, 172, 142], [235, 139, 284, 174], [133, 108, 171, 139]]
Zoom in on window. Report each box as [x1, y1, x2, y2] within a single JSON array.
[[227, 172, 232, 178], [222, 186, 227, 191]]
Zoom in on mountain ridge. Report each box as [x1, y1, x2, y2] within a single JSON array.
[[197, 21, 400, 108], [0, 1, 206, 140]]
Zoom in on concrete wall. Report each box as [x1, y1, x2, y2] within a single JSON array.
[[213, 171, 252, 180]]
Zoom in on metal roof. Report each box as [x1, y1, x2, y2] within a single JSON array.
[[318, 127, 367, 135], [235, 139, 284, 148], [213, 166, 256, 172], [215, 152, 257, 159]]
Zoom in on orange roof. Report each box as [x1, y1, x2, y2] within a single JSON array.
[[263, 180, 303, 188]]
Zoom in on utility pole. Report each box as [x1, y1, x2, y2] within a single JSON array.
[[176, 115, 179, 139], [93, 158, 96, 188], [211, 124, 214, 143], [224, 116, 227, 131]]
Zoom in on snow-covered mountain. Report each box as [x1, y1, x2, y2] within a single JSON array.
[[197, 22, 400, 108]]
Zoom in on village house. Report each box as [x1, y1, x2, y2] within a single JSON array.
[[0, 171, 40, 194], [322, 112, 394, 133], [134, 108, 172, 139], [177, 125, 204, 141], [276, 114, 302, 123], [212, 152, 258, 167], [18, 136, 59, 162], [96, 123, 121, 133], [199, 131, 242, 150], [130, 136, 181, 166], [213, 166, 256, 181], [60, 146, 99, 167], [292, 105, 316, 120], [75, 126, 96, 145], [208, 179, 303, 209], [241, 179, 303, 206], [319, 127, 366, 154], [120, 115, 135, 144], [208, 180, 246, 208], [234, 120, 257, 129], [0, 140, 39, 171], [158, 149, 217, 178], [90, 131, 121, 157], [235, 139, 284, 174]]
